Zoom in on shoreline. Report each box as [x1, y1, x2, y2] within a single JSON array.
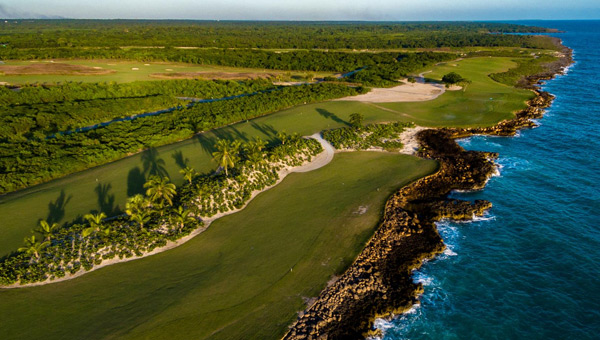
[[283, 43, 573, 338]]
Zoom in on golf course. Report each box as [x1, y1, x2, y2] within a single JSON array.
[[0, 152, 437, 339], [0, 19, 563, 338], [0, 57, 534, 258]]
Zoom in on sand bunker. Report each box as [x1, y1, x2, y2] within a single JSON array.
[[337, 80, 449, 103], [0, 63, 116, 75]]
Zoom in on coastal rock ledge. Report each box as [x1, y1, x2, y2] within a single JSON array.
[[283, 44, 572, 339]]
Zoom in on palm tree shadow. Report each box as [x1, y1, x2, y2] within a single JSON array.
[[94, 183, 120, 216], [249, 122, 279, 142], [171, 151, 189, 169], [195, 134, 218, 155], [46, 190, 72, 225], [141, 148, 169, 178], [316, 108, 350, 126], [127, 166, 146, 197]]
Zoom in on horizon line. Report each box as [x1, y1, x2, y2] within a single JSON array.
[[2, 18, 599, 21]]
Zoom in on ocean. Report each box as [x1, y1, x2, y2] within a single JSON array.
[[377, 21, 600, 339]]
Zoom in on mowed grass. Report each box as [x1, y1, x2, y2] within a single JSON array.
[[0, 60, 331, 84], [0, 56, 530, 256], [375, 57, 535, 127], [0, 152, 438, 340]]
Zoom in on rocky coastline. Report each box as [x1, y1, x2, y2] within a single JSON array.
[[283, 42, 573, 339]]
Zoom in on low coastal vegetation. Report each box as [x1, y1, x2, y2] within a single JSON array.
[[0, 134, 321, 286], [323, 116, 414, 151]]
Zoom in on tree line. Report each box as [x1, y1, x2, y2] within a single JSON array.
[[0, 83, 364, 194], [0, 79, 276, 140], [0, 20, 557, 50]]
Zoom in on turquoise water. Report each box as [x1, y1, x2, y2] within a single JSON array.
[[379, 21, 600, 339]]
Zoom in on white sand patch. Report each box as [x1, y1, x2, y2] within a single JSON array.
[[398, 126, 428, 155], [336, 79, 446, 103]]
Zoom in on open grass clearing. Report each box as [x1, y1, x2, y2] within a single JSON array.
[[0, 152, 437, 340], [0, 60, 332, 84], [0, 56, 532, 256]]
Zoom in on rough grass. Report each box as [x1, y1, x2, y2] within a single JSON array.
[[0, 152, 437, 340]]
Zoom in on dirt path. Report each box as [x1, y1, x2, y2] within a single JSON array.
[[294, 134, 335, 173]]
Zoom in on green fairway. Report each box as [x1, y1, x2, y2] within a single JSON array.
[[0, 60, 330, 84], [0, 152, 437, 340], [377, 57, 535, 127], [0, 56, 531, 257]]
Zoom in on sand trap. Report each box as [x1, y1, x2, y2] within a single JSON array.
[[336, 80, 447, 103]]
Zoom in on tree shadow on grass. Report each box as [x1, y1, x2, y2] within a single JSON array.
[[171, 150, 189, 169], [141, 148, 169, 178], [229, 126, 249, 142], [195, 134, 218, 155], [127, 166, 146, 197], [94, 182, 120, 216], [316, 108, 350, 126], [46, 190, 72, 225], [249, 121, 279, 142]]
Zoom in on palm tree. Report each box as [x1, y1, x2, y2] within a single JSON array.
[[35, 220, 59, 241], [244, 138, 267, 164], [169, 206, 195, 232], [82, 212, 107, 237], [277, 131, 289, 145], [18, 235, 50, 260], [144, 175, 177, 211], [212, 139, 240, 176], [130, 210, 151, 231], [125, 194, 149, 216], [179, 167, 196, 184]]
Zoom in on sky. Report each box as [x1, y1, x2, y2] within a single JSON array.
[[1, 0, 599, 20]]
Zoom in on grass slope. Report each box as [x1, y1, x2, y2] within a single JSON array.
[[0, 56, 531, 256], [0, 152, 437, 340]]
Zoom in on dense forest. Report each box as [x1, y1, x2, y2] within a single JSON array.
[[0, 79, 276, 139], [0, 20, 557, 49], [0, 48, 452, 73], [0, 82, 364, 194]]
